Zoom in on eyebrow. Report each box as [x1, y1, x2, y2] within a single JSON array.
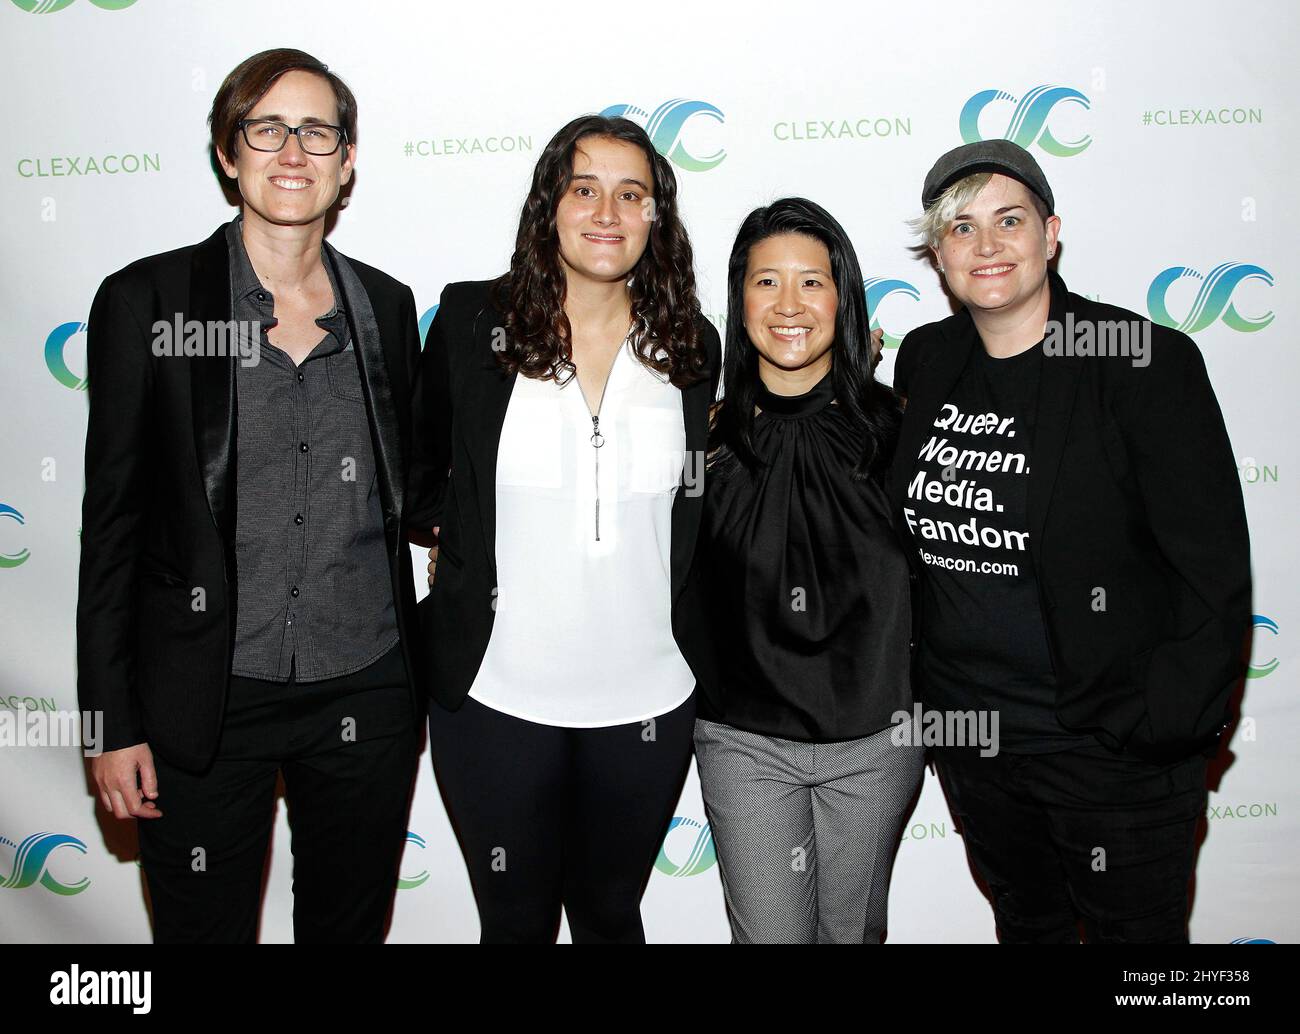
[[571, 172, 652, 192], [247, 114, 334, 125], [952, 204, 1027, 221], [751, 267, 831, 276]]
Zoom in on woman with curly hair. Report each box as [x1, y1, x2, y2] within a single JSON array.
[[408, 114, 721, 943]]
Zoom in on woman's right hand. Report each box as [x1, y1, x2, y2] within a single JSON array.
[[427, 526, 440, 586]]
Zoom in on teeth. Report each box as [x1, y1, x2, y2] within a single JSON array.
[[972, 265, 1014, 276], [771, 327, 810, 337], [585, 234, 622, 241], [271, 178, 311, 190]]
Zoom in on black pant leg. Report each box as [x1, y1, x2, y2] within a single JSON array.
[[137, 750, 280, 944], [280, 726, 420, 943], [427, 695, 569, 943], [563, 692, 696, 944], [933, 748, 1080, 943], [1030, 747, 1207, 944]]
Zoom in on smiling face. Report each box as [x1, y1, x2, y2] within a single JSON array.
[[554, 135, 654, 286], [931, 173, 1060, 317], [216, 69, 355, 231], [743, 232, 838, 381]]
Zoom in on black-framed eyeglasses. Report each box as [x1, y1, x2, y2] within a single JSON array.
[[237, 119, 347, 156]]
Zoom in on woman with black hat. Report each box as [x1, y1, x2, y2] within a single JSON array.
[[891, 140, 1251, 943]]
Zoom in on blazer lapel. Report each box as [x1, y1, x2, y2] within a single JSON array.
[[324, 243, 406, 525], [891, 309, 978, 511], [1026, 272, 1085, 559], [189, 224, 236, 543]]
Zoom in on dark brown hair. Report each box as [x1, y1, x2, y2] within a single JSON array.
[[208, 48, 357, 160], [493, 114, 708, 388]]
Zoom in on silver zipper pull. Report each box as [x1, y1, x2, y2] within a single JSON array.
[[591, 414, 604, 541]]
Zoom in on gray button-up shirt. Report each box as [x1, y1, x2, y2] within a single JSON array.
[[226, 218, 399, 681]]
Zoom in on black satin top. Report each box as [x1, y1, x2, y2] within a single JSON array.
[[697, 371, 912, 742]]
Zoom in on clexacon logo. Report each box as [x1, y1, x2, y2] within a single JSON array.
[[397, 831, 428, 890], [863, 277, 921, 349], [0, 832, 89, 894], [1248, 615, 1279, 679], [959, 85, 1091, 156], [11, 0, 137, 10], [1147, 262, 1274, 334], [0, 503, 30, 568], [654, 816, 716, 876], [45, 321, 88, 390], [1230, 937, 1276, 944], [601, 100, 725, 172], [418, 304, 440, 347]]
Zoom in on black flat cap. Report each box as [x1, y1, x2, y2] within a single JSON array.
[[921, 140, 1054, 214]]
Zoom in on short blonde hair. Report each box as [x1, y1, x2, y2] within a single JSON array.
[[909, 171, 1049, 249]]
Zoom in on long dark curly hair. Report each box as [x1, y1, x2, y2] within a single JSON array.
[[711, 197, 902, 481], [492, 114, 709, 387]]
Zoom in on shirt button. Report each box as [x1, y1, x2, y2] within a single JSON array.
[[291, 587, 300, 598], [299, 442, 309, 453], [256, 292, 267, 302], [294, 513, 304, 525], [297, 372, 305, 383]]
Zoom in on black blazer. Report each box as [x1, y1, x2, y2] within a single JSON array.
[[76, 222, 427, 771], [889, 270, 1251, 760], [407, 280, 722, 711]]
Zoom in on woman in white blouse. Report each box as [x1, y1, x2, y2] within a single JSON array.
[[409, 114, 721, 943]]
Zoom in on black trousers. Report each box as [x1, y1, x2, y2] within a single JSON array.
[[428, 692, 696, 943], [934, 743, 1208, 943], [138, 646, 419, 943]]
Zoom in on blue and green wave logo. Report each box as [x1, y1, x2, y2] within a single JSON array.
[[0, 503, 30, 568], [0, 832, 90, 895], [44, 321, 88, 390], [9, 0, 77, 11], [863, 277, 921, 349], [397, 830, 429, 890], [654, 816, 716, 877], [1248, 615, 1279, 679], [418, 304, 439, 348], [601, 100, 725, 172], [959, 85, 1091, 157], [1147, 262, 1274, 334], [11, 0, 137, 10]]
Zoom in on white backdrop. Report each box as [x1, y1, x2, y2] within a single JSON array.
[[0, 0, 1294, 943]]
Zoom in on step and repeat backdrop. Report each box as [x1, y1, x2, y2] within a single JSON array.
[[1, 0, 1294, 943]]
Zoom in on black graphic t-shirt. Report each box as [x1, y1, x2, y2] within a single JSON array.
[[902, 341, 1093, 752]]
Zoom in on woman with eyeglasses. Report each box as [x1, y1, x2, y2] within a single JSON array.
[[79, 49, 428, 942], [409, 114, 720, 943]]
